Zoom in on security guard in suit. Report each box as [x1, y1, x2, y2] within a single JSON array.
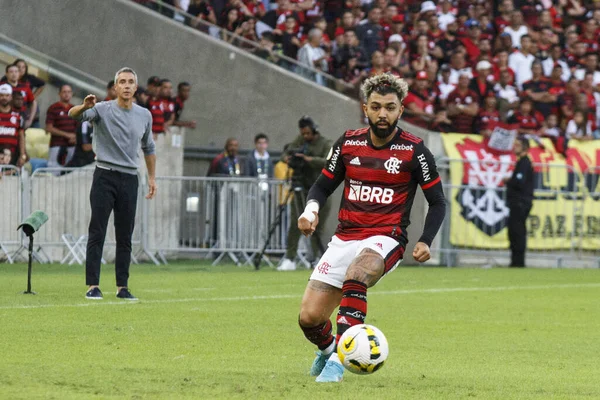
[[504, 137, 534, 267]]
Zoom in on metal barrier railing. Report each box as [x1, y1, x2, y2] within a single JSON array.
[[435, 158, 599, 268], [0, 162, 598, 267], [0, 165, 22, 263], [146, 176, 297, 265]]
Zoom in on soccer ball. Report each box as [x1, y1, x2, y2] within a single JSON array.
[[337, 324, 389, 375]]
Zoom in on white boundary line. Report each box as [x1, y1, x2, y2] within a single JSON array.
[[0, 283, 599, 311]]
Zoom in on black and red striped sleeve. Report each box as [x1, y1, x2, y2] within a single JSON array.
[[307, 134, 346, 208], [413, 141, 446, 246]]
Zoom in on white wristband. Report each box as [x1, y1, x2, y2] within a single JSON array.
[[300, 201, 320, 223]]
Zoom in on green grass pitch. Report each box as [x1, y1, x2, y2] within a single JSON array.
[[1, 262, 599, 399]]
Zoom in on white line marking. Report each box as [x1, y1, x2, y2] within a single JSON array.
[[0, 283, 598, 311]]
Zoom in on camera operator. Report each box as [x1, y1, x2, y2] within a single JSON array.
[[278, 116, 332, 271]]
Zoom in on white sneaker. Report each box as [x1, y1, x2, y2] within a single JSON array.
[[276, 258, 297, 271]]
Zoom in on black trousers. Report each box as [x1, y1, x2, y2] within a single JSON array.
[[86, 168, 139, 287], [507, 201, 532, 267]]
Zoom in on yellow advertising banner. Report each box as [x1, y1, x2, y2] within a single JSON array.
[[442, 134, 600, 250]]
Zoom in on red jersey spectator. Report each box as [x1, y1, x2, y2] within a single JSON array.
[[46, 84, 78, 169], [159, 79, 176, 125], [12, 59, 45, 98], [4, 64, 36, 129], [558, 78, 580, 125], [0, 84, 26, 166], [469, 60, 495, 105], [446, 73, 480, 133], [476, 94, 501, 137], [380, 3, 398, 43], [508, 97, 544, 136], [173, 82, 196, 129], [460, 20, 482, 64], [427, 14, 444, 42], [565, 110, 594, 141], [495, 0, 514, 33], [579, 18, 600, 55], [146, 76, 166, 136], [403, 71, 437, 128]]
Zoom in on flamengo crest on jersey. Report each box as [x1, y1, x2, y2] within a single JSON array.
[[384, 157, 402, 174]]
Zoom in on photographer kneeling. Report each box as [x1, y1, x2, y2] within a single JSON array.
[[278, 116, 332, 271]]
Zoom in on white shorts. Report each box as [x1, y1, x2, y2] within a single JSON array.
[[310, 235, 404, 289]]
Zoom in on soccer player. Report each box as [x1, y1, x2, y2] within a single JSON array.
[[69, 67, 156, 301], [296, 74, 446, 382]]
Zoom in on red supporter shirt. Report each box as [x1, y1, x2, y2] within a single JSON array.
[[447, 89, 479, 133], [160, 97, 176, 123], [147, 98, 165, 134], [477, 110, 500, 133], [578, 34, 600, 54], [0, 109, 23, 158], [494, 16, 510, 33], [320, 127, 442, 250], [508, 111, 544, 132], [459, 37, 480, 64], [10, 82, 35, 107], [46, 102, 77, 147], [403, 89, 436, 128]]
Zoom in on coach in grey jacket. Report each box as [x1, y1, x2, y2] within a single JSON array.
[[69, 67, 156, 301]]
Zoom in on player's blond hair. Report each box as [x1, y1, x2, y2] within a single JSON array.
[[360, 73, 409, 104]]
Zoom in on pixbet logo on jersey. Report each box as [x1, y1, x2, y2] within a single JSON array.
[[390, 144, 413, 151], [348, 184, 394, 204], [344, 139, 367, 146]]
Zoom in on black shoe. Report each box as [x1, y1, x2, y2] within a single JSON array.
[[85, 287, 103, 300], [116, 288, 138, 301]]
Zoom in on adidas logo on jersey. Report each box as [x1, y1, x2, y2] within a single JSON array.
[[390, 144, 413, 151], [344, 139, 367, 146], [349, 157, 361, 166], [338, 316, 350, 325]]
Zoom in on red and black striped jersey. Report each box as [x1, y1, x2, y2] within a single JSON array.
[[46, 102, 77, 147], [0, 109, 23, 157], [147, 98, 165, 134], [10, 82, 35, 107], [320, 127, 442, 244], [160, 97, 176, 122]]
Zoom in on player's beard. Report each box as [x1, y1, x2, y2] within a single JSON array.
[[369, 118, 398, 139]]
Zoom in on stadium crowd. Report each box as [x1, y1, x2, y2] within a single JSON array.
[[134, 0, 600, 145], [2, 0, 600, 171], [0, 59, 194, 170]]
